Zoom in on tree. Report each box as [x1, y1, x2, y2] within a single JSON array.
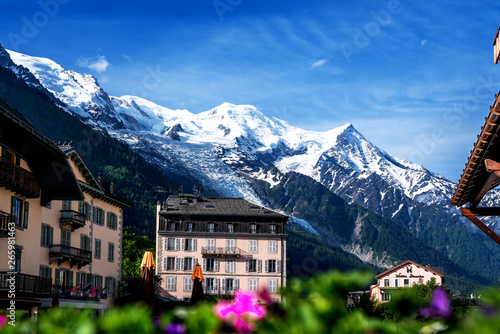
[[122, 227, 155, 278]]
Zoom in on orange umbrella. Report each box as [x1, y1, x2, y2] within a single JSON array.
[[138, 251, 156, 307], [191, 263, 205, 305]]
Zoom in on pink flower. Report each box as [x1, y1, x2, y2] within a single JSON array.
[[0, 315, 7, 329], [214, 291, 267, 333]]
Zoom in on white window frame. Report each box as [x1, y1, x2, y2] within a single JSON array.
[[183, 276, 193, 292], [249, 240, 258, 253], [268, 240, 278, 254], [225, 258, 235, 274], [248, 278, 258, 292], [268, 278, 278, 293]]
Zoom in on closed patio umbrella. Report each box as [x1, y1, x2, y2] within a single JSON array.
[[191, 264, 205, 305], [138, 251, 156, 308]]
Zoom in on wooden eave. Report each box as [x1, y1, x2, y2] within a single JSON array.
[[451, 91, 500, 208], [79, 181, 132, 209]]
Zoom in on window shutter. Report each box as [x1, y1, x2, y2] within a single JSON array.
[[164, 239, 168, 251], [258, 259, 262, 273], [180, 258, 185, 271], [107, 212, 110, 228], [194, 257, 198, 266], [175, 238, 180, 251], [93, 207, 97, 224], [193, 239, 197, 251], [245, 259, 249, 273], [225, 260, 229, 273], [23, 201, 29, 228], [215, 278, 219, 293], [202, 279, 206, 292], [265, 260, 269, 273], [175, 257, 179, 271], [100, 210, 104, 226], [79, 201, 83, 214], [163, 257, 167, 271], [278, 260, 282, 273], [86, 203, 91, 221], [69, 271, 74, 287], [41, 225, 47, 246], [215, 258, 219, 272], [55, 269, 60, 286], [49, 227, 54, 246], [181, 239, 185, 251], [203, 258, 207, 271], [235, 279, 239, 291], [221, 278, 226, 294]]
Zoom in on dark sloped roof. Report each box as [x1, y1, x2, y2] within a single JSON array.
[[162, 195, 287, 219], [0, 96, 83, 203]]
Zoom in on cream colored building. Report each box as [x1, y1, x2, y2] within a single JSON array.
[[156, 194, 288, 301], [0, 98, 131, 313], [370, 260, 444, 303]]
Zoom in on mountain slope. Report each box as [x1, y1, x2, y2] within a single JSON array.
[[4, 45, 500, 291]]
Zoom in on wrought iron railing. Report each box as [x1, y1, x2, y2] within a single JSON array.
[[201, 247, 242, 256], [0, 157, 41, 196], [0, 272, 52, 297], [59, 210, 86, 230], [49, 245, 92, 263], [0, 210, 15, 236]]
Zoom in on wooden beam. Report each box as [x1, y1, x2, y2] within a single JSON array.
[[467, 207, 500, 216], [470, 159, 500, 208], [485, 159, 500, 178], [461, 208, 500, 246]]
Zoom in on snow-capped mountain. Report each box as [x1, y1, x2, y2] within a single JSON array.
[[5, 45, 500, 276]]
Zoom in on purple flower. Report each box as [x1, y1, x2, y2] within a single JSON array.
[[419, 288, 452, 320], [164, 323, 186, 334], [214, 291, 267, 333]]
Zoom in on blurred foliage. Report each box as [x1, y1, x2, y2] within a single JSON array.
[[2, 270, 498, 334]]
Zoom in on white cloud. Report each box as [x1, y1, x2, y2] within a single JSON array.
[[77, 55, 110, 73], [310, 59, 327, 69]]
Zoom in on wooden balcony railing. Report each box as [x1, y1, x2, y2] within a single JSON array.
[[0, 210, 15, 237], [59, 210, 86, 231], [0, 157, 41, 197], [0, 272, 52, 297], [49, 245, 92, 269], [201, 247, 242, 257]]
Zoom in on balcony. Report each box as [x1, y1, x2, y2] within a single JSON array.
[[59, 210, 86, 231], [0, 157, 41, 198], [49, 245, 92, 269], [0, 210, 15, 237], [52, 284, 104, 300], [0, 272, 52, 298], [201, 247, 242, 258]]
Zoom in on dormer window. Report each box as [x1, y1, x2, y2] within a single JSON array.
[[227, 224, 234, 233], [270, 224, 276, 234], [167, 222, 176, 231], [250, 224, 257, 233], [187, 222, 193, 232], [208, 223, 215, 232]]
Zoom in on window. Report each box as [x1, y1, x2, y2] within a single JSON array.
[[183, 276, 193, 292], [166, 277, 176, 291], [107, 212, 118, 230], [227, 224, 234, 233], [183, 238, 197, 251], [13, 248, 21, 273], [395, 279, 399, 287], [382, 293, 391, 301], [164, 257, 177, 271], [76, 272, 86, 285], [225, 258, 235, 274], [267, 260, 277, 273], [79, 201, 90, 221], [108, 243, 115, 262], [62, 200, 72, 211], [106, 277, 116, 297], [226, 239, 236, 254], [95, 239, 101, 259], [248, 278, 258, 292], [250, 224, 257, 233], [166, 238, 178, 251], [404, 279, 410, 287], [167, 222, 176, 231], [61, 229, 71, 246], [268, 278, 278, 293], [384, 279, 390, 287], [23, 202, 29, 228], [205, 278, 215, 293], [208, 223, 215, 232], [247, 259, 258, 273], [204, 258, 218, 272], [11, 197, 22, 227], [93, 207, 104, 226], [39, 265, 52, 278], [183, 258, 194, 271], [268, 240, 278, 254], [249, 240, 258, 253], [80, 234, 91, 251], [270, 225, 276, 234], [224, 278, 235, 293], [40, 224, 53, 247], [206, 238, 216, 253], [187, 222, 193, 232]]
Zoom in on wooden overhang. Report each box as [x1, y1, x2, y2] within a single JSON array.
[[450, 91, 500, 245], [494, 24, 500, 65], [0, 97, 84, 205]]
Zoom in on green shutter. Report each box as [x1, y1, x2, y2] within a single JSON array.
[[41, 225, 47, 247], [78, 201, 83, 214], [49, 227, 53, 246], [55, 269, 60, 286], [23, 201, 29, 228], [69, 271, 74, 287]]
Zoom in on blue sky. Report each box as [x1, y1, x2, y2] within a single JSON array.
[[1, 0, 499, 181]]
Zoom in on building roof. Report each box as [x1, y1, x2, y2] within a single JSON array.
[[375, 260, 444, 279], [161, 195, 287, 220], [450, 91, 500, 208], [0, 96, 83, 204]]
